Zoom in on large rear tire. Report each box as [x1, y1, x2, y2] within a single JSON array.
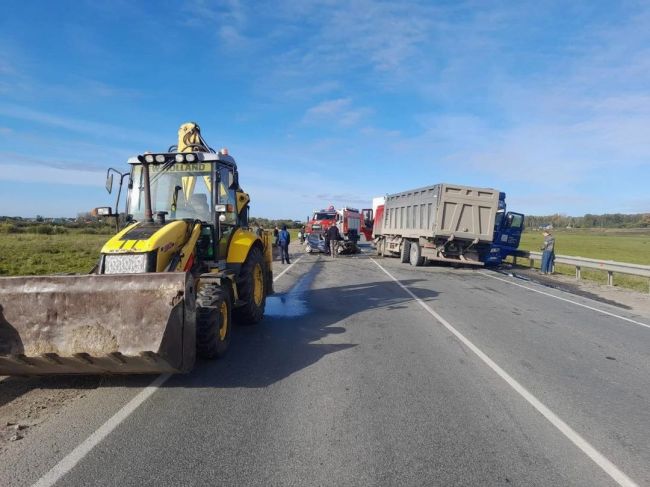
[[196, 284, 232, 359], [234, 246, 266, 325], [400, 239, 411, 263], [409, 242, 425, 267]]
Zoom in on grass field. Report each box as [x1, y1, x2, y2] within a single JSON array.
[[515, 228, 650, 292], [0, 234, 107, 276], [0, 229, 304, 276], [2, 228, 648, 292]]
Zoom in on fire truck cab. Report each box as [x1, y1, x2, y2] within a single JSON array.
[[306, 205, 362, 242]]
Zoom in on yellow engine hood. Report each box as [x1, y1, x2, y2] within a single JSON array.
[[101, 220, 193, 272]]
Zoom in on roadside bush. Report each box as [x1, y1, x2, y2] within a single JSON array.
[[33, 225, 55, 235], [0, 223, 24, 234]]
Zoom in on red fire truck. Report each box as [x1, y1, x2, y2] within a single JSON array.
[[306, 206, 362, 241]]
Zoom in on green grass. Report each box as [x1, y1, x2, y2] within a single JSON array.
[[519, 228, 650, 265], [4, 228, 647, 293], [0, 229, 303, 277], [0, 234, 108, 276], [514, 228, 650, 292]]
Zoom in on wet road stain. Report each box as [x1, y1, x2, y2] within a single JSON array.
[[266, 262, 320, 318]]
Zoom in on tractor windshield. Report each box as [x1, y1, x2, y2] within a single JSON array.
[[127, 163, 214, 221]]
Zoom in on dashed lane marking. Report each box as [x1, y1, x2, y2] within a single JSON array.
[[33, 257, 303, 487], [273, 255, 304, 282]]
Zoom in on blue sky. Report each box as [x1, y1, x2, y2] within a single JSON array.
[[1, 0, 648, 218]]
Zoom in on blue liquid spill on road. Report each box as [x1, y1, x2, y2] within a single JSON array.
[[265, 262, 320, 317]]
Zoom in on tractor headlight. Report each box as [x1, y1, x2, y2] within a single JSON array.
[[103, 253, 152, 274], [185, 153, 196, 162], [155, 154, 165, 163], [144, 154, 155, 163], [175, 153, 184, 163]]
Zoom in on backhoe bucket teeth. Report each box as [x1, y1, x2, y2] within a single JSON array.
[[0, 273, 195, 375]]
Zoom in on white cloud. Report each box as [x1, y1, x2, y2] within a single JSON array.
[[183, 0, 250, 47], [0, 104, 166, 146], [0, 163, 104, 187], [303, 97, 372, 126]]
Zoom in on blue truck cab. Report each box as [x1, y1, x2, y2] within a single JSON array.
[[484, 192, 525, 266]]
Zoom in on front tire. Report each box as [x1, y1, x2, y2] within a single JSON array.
[[234, 246, 266, 325], [196, 284, 232, 359], [409, 242, 424, 266]]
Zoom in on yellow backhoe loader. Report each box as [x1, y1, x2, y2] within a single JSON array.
[[0, 123, 273, 375]]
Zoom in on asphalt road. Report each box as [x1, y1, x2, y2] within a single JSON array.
[[1, 245, 649, 486]]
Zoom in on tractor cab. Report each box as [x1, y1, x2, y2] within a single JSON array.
[[125, 152, 241, 226], [116, 151, 247, 264]]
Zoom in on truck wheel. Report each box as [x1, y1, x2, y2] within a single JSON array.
[[409, 242, 425, 266], [234, 246, 266, 325], [196, 284, 232, 359], [400, 239, 411, 263], [376, 239, 384, 256]]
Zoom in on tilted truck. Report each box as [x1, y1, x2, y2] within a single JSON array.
[[373, 183, 524, 266]]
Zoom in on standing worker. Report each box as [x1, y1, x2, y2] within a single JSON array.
[[325, 223, 341, 257], [540, 230, 555, 274], [278, 224, 291, 264], [273, 226, 280, 244]]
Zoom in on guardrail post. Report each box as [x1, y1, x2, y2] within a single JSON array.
[[513, 255, 517, 265], [575, 266, 581, 281], [607, 271, 613, 286], [529, 258, 534, 268]]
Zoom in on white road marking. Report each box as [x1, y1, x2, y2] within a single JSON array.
[[479, 271, 650, 330], [274, 255, 304, 282], [32, 373, 172, 487], [371, 259, 639, 487], [33, 258, 301, 487]]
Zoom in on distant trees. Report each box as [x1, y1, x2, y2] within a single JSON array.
[[0, 215, 114, 235], [524, 213, 650, 230], [249, 217, 303, 229]]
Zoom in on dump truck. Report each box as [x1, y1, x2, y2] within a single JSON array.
[[0, 122, 273, 375], [373, 183, 524, 266]]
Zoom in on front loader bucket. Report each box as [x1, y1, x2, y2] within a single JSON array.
[[0, 273, 195, 375]]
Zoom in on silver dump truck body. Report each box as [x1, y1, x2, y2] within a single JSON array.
[[377, 183, 500, 265]]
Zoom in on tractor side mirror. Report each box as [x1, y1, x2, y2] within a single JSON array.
[[94, 207, 113, 217], [105, 173, 114, 194]]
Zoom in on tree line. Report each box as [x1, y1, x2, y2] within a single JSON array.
[[523, 213, 650, 230], [249, 217, 303, 229]]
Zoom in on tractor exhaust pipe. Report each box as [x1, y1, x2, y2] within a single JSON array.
[[142, 162, 154, 223]]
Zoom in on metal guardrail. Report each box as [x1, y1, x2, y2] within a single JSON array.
[[513, 251, 650, 291]]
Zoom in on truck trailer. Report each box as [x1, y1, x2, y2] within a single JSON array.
[[373, 183, 524, 266]]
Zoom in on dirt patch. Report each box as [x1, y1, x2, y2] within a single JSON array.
[[506, 266, 650, 320], [70, 325, 119, 355], [0, 375, 100, 453]]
